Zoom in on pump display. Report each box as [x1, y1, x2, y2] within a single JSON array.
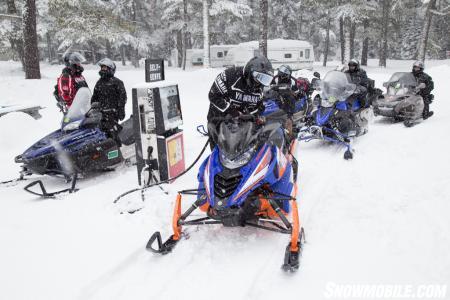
[[132, 60, 185, 185]]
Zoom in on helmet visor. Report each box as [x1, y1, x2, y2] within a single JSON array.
[[278, 65, 291, 76], [252, 71, 274, 87]]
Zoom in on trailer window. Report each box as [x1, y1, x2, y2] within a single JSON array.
[[299, 51, 304, 58], [217, 52, 223, 58], [284, 53, 292, 58], [305, 49, 310, 59], [224, 50, 228, 56]]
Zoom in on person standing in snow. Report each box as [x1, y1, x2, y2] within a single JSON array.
[[54, 52, 89, 112], [411, 61, 434, 119], [91, 58, 127, 146]]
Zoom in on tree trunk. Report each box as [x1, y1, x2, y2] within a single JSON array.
[[202, 0, 210, 67], [90, 43, 97, 65], [344, 18, 351, 63], [361, 19, 369, 66], [323, 11, 331, 67], [417, 0, 437, 61], [259, 0, 268, 57], [22, 0, 40, 79], [349, 20, 356, 59], [176, 30, 183, 68], [105, 39, 112, 58], [339, 17, 345, 64], [120, 45, 126, 66], [379, 0, 390, 67], [7, 0, 25, 69], [46, 32, 52, 62], [182, 0, 188, 70]]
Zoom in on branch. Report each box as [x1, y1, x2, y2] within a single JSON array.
[[430, 6, 450, 15], [0, 13, 22, 20]]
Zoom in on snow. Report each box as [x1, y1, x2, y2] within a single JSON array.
[[0, 59, 450, 300]]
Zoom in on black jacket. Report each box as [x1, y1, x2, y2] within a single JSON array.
[[91, 76, 127, 123], [208, 66, 264, 121], [345, 68, 369, 89], [413, 71, 434, 99]]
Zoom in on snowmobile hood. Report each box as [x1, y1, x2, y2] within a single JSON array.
[[21, 127, 107, 160]]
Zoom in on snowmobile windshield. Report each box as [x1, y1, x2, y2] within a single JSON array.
[[320, 71, 356, 104], [385, 72, 417, 96], [62, 87, 92, 127], [217, 120, 258, 163]]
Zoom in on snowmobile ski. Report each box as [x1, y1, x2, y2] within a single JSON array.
[[23, 173, 78, 198]]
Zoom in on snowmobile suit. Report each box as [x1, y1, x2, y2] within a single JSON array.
[[54, 67, 88, 107], [91, 76, 127, 145], [207, 66, 265, 122], [345, 68, 369, 108], [413, 71, 434, 118]]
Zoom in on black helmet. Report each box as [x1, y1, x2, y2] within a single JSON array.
[[278, 65, 292, 80], [348, 58, 359, 72], [243, 55, 274, 88], [98, 58, 116, 78], [412, 60, 424, 75]]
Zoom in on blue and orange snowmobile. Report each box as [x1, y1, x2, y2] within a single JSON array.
[[147, 111, 305, 272]]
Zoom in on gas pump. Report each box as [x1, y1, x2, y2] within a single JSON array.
[[132, 59, 185, 185]]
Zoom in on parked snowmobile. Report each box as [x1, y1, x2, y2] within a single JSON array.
[[299, 71, 371, 159], [14, 87, 135, 197], [372, 72, 425, 127], [147, 112, 304, 272]]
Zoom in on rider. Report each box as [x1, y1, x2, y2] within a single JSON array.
[[411, 61, 434, 119], [207, 55, 274, 148], [91, 58, 127, 146], [344, 59, 369, 109], [54, 52, 88, 111]]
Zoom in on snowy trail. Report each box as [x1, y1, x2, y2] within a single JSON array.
[[1, 60, 449, 300]]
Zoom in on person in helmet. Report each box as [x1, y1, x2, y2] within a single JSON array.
[[90, 58, 127, 146], [53, 52, 89, 110], [411, 61, 434, 119], [207, 55, 274, 122], [344, 59, 369, 108]]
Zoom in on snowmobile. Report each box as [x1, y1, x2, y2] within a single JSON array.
[[14, 87, 135, 197], [146, 112, 304, 272], [298, 70, 371, 159], [372, 72, 426, 127]]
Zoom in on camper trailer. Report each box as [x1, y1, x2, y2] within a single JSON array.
[[227, 39, 314, 70], [171, 45, 235, 68]]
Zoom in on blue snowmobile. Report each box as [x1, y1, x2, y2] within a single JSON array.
[[147, 110, 304, 272], [298, 70, 371, 159], [14, 87, 135, 197]]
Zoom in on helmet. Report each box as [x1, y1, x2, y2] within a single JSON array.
[[243, 55, 274, 88], [63, 52, 86, 73], [412, 60, 424, 75], [278, 65, 292, 81], [348, 59, 359, 72], [98, 58, 116, 78], [296, 77, 310, 93]]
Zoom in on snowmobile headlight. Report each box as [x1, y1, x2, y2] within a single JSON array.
[[220, 147, 256, 169], [63, 120, 82, 131]]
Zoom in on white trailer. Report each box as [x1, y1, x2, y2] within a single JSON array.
[[171, 45, 236, 68], [226, 39, 314, 70]]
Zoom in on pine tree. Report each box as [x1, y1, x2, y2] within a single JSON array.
[[23, 0, 40, 79]]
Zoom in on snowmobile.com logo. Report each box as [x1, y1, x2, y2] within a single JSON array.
[[324, 282, 447, 299]]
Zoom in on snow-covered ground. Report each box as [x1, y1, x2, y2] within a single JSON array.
[[0, 59, 449, 300]]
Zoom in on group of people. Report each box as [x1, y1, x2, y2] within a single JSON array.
[[54, 52, 127, 145], [207, 56, 435, 132], [53, 52, 434, 148]]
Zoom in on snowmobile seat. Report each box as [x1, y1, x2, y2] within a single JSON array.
[[118, 116, 135, 146]]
